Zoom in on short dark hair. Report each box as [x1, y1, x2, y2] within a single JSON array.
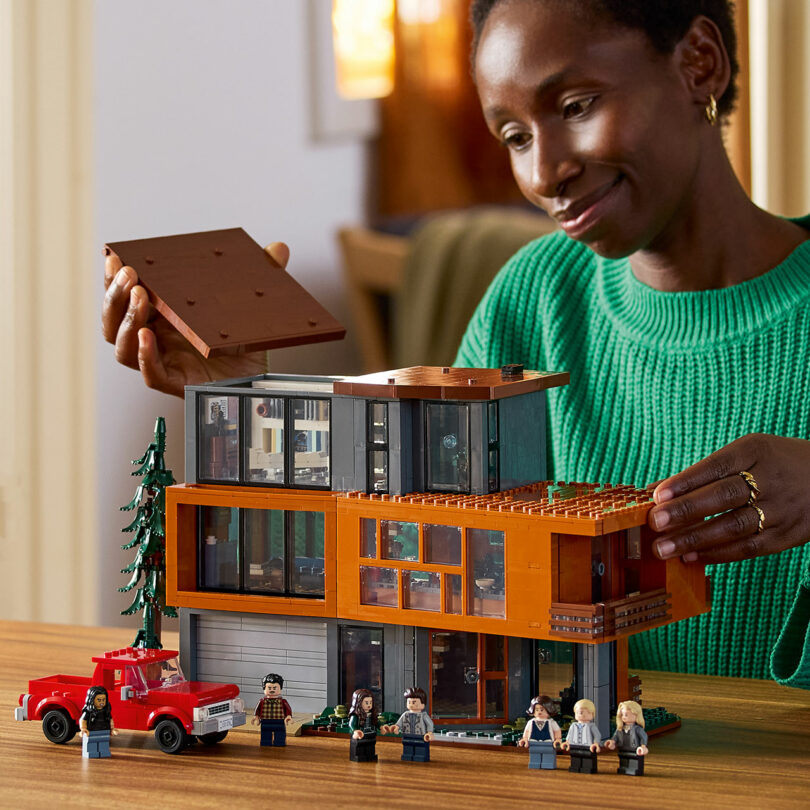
[[262, 673, 284, 689], [527, 694, 558, 717], [470, 0, 739, 115], [403, 686, 427, 705]]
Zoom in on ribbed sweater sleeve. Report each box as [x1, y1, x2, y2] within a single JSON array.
[[456, 224, 810, 685]]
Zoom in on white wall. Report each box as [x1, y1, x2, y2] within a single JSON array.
[[94, 0, 367, 628]]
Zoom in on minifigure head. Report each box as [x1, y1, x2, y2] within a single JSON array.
[[84, 685, 110, 714], [349, 688, 377, 722], [527, 694, 557, 720], [615, 700, 645, 730], [403, 686, 427, 713], [470, 0, 739, 259], [262, 673, 284, 698], [573, 698, 596, 724]]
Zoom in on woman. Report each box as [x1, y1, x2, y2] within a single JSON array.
[[80, 685, 117, 758], [102, 0, 810, 687], [347, 688, 379, 762], [455, 0, 810, 686], [517, 695, 561, 770], [604, 700, 648, 776]]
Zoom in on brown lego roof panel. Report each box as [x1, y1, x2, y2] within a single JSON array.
[[106, 228, 345, 358], [332, 366, 570, 401]]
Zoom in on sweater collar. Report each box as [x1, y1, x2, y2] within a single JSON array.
[[596, 216, 810, 350]]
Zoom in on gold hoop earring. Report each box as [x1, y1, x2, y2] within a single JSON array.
[[705, 94, 718, 126]]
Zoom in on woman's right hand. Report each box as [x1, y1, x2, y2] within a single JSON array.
[[102, 241, 291, 398]]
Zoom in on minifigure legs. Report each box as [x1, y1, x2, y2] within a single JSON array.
[[568, 745, 598, 774], [350, 735, 378, 762], [260, 718, 287, 747], [528, 740, 557, 770], [82, 730, 111, 759], [616, 752, 645, 776], [401, 733, 430, 762]]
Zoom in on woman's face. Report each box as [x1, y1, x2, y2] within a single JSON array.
[[475, 0, 703, 258]]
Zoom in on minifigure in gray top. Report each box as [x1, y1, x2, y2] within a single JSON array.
[[390, 686, 434, 763], [604, 700, 648, 776], [561, 698, 601, 774]]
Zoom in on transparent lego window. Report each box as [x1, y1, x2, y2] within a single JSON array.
[[245, 396, 285, 484], [290, 511, 325, 596], [125, 658, 186, 695], [425, 403, 470, 492], [403, 570, 440, 612], [424, 523, 461, 565], [243, 508, 285, 593], [339, 626, 383, 710], [199, 396, 240, 481], [487, 401, 498, 443], [487, 448, 499, 493], [360, 566, 398, 607], [468, 528, 505, 618], [360, 518, 377, 558], [484, 678, 506, 719], [445, 574, 462, 614], [293, 398, 330, 487], [199, 506, 239, 590], [368, 449, 388, 493], [381, 520, 418, 561], [368, 401, 388, 444]]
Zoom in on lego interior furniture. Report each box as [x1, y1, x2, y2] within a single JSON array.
[[164, 365, 710, 735]]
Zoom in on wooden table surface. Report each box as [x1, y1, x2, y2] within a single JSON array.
[[1, 620, 808, 809]]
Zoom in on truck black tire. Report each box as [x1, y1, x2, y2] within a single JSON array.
[[154, 718, 187, 754], [42, 708, 78, 744]]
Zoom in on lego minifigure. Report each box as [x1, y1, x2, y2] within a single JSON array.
[[80, 686, 117, 758], [604, 700, 648, 776], [561, 698, 601, 774], [348, 688, 379, 762], [251, 673, 292, 747], [389, 686, 434, 763], [517, 695, 561, 770]]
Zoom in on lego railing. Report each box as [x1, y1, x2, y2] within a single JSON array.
[[549, 588, 671, 641]]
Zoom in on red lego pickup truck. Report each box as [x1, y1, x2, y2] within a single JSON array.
[[15, 646, 246, 754]]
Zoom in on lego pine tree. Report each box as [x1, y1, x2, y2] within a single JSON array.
[[119, 417, 177, 648]]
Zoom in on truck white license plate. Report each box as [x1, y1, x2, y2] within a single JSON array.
[[217, 716, 234, 732]]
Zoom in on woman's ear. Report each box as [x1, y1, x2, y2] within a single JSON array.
[[675, 15, 731, 107]]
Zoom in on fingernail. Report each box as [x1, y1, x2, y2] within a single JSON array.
[[652, 510, 670, 530], [654, 487, 673, 504], [656, 540, 676, 558], [683, 551, 699, 563], [114, 268, 130, 289]]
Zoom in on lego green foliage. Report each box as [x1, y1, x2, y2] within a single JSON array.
[[119, 417, 177, 649]]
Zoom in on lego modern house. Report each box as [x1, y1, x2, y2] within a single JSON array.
[[166, 366, 710, 733]]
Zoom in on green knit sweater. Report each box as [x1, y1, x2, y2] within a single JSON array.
[[455, 218, 810, 688]]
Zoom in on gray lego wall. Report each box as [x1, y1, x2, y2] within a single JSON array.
[[499, 390, 547, 488], [186, 609, 328, 715]]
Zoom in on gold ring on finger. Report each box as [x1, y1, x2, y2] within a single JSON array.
[[739, 470, 760, 505], [749, 503, 765, 534]]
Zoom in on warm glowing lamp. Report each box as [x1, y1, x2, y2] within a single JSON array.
[[332, 0, 396, 99]]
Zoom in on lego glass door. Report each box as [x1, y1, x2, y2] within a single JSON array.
[[429, 631, 508, 724]]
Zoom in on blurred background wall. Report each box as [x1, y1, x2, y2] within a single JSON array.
[[0, 0, 808, 633]]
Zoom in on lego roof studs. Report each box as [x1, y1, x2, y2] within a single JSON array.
[[105, 228, 345, 358]]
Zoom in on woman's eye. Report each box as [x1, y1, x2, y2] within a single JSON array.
[[562, 96, 596, 119], [502, 130, 530, 150]]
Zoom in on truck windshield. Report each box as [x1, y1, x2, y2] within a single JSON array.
[[126, 657, 187, 694]]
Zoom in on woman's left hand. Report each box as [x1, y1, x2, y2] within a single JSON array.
[[648, 434, 810, 564]]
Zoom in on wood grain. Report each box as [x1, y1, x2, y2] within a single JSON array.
[[1, 621, 808, 809]]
